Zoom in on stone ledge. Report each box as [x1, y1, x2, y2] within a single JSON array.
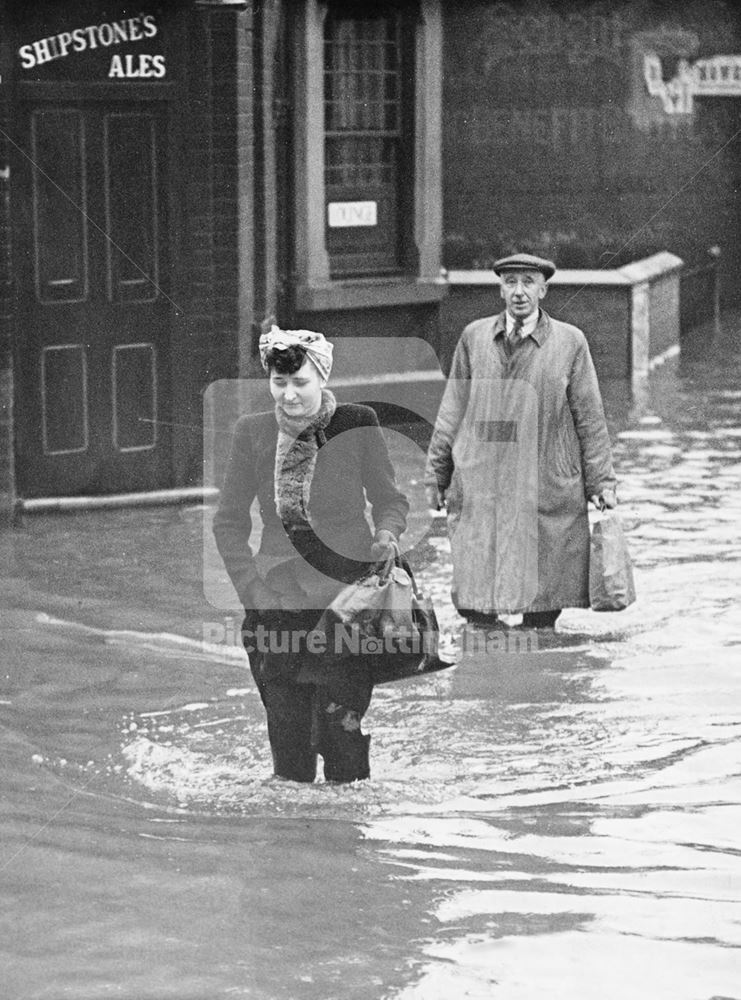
[[447, 268, 631, 286], [618, 251, 684, 284], [446, 252, 684, 288], [444, 253, 684, 381], [18, 487, 219, 515], [295, 278, 449, 313]]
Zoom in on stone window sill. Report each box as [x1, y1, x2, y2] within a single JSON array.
[[295, 278, 448, 313]]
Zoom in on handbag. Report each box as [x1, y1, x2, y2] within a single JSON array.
[[589, 509, 636, 612], [313, 547, 453, 684]]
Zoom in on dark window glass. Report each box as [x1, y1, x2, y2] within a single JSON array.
[[324, 5, 413, 275]]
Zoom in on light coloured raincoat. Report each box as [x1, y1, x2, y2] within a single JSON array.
[[426, 310, 616, 614]]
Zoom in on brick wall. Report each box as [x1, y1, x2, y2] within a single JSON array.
[[171, 3, 255, 486], [440, 283, 632, 381], [0, 62, 15, 521], [442, 1, 741, 283]]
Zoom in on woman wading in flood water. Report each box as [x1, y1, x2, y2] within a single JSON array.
[[213, 327, 408, 783]]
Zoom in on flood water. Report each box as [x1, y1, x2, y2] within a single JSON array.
[[2, 320, 741, 999]]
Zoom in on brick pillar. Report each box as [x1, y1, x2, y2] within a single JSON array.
[[209, 3, 255, 376], [0, 27, 16, 522], [171, 1, 255, 485]]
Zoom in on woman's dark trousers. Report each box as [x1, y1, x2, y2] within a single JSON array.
[[249, 656, 373, 783]]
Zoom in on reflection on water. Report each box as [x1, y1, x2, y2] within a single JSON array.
[[2, 332, 741, 998]]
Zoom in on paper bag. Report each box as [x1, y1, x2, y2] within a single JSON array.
[[589, 511, 636, 612]]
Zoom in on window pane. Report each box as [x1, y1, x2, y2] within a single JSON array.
[[324, 7, 405, 274]]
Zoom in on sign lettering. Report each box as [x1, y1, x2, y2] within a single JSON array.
[[18, 16, 158, 69], [645, 53, 741, 113], [694, 55, 741, 93], [16, 13, 166, 81], [109, 54, 166, 79]]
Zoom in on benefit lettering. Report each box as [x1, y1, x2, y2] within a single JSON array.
[[18, 15, 166, 79]]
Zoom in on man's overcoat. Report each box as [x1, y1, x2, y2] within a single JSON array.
[[426, 310, 616, 614]]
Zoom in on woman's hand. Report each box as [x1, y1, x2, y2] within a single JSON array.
[[370, 529, 397, 562]]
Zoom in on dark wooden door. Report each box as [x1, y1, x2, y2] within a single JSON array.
[[15, 100, 172, 497]]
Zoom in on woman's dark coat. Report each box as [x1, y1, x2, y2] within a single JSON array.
[[213, 403, 409, 609]]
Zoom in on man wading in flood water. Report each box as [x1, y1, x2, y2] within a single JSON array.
[[425, 252, 617, 630]]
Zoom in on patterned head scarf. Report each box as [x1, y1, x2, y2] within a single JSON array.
[[258, 325, 334, 381]]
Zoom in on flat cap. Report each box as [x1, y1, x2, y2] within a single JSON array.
[[492, 253, 556, 280]]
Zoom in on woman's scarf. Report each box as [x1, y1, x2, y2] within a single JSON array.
[[259, 326, 334, 381], [274, 389, 337, 528]]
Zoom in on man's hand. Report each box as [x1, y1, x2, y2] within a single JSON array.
[[370, 529, 398, 562], [590, 488, 617, 511], [425, 484, 446, 511]]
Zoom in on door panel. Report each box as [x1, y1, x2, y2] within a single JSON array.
[[105, 113, 160, 305], [41, 345, 88, 455], [32, 110, 89, 305], [16, 101, 172, 497], [112, 343, 157, 452]]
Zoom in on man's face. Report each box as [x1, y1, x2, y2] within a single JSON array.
[[499, 269, 547, 319]]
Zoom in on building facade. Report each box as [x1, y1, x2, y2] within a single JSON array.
[[442, 1, 741, 287], [1, 1, 257, 506], [0, 0, 443, 508], [1, 0, 739, 509]]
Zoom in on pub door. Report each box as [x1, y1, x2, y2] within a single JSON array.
[[14, 100, 173, 498]]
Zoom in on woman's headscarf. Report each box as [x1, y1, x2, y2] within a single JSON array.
[[258, 325, 333, 381]]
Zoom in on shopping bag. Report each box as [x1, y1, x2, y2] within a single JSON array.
[[313, 551, 453, 683], [317, 562, 414, 642], [589, 510, 636, 611]]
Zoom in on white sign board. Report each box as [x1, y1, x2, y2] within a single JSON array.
[[328, 201, 377, 228], [695, 55, 741, 95], [645, 53, 741, 113]]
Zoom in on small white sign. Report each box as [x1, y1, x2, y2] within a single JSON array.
[[328, 201, 377, 228]]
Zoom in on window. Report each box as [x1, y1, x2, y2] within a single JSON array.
[[291, 0, 441, 309], [323, 3, 415, 276]]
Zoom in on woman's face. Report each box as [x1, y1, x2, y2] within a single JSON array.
[[269, 357, 325, 417]]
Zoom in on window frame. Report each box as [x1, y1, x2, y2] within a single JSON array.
[[323, 3, 415, 277], [292, 0, 443, 311]]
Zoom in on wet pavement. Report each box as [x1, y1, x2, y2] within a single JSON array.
[[1, 315, 741, 999]]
